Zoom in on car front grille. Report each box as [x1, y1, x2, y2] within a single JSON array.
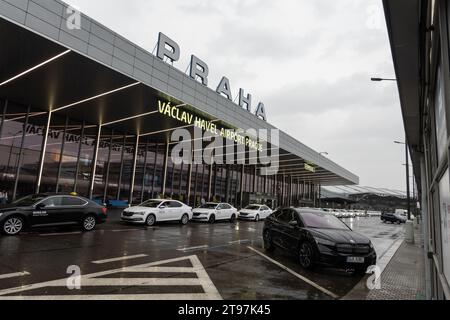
[[122, 212, 134, 217], [336, 244, 371, 254]]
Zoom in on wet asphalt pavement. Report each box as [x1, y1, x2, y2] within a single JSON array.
[[0, 211, 405, 300]]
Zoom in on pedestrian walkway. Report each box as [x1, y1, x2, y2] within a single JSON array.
[[343, 222, 426, 300]]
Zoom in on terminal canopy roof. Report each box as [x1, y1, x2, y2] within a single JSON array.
[[0, 2, 359, 186]]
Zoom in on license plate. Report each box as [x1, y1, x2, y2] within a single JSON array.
[[347, 256, 365, 264]]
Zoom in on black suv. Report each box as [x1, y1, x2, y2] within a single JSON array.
[[381, 212, 407, 224], [0, 193, 108, 235], [263, 208, 377, 274]]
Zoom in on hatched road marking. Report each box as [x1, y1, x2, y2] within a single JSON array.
[[248, 246, 339, 299], [0, 255, 222, 300]]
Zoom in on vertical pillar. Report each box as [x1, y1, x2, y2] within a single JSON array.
[[116, 134, 126, 200], [187, 161, 193, 206], [240, 164, 245, 209], [12, 105, 30, 201], [207, 162, 213, 202], [253, 165, 257, 193], [88, 124, 102, 199], [36, 111, 52, 193], [161, 141, 170, 196], [140, 142, 149, 203], [102, 132, 114, 203], [128, 135, 140, 205], [0, 100, 8, 138], [151, 144, 159, 197], [73, 121, 85, 192], [56, 116, 69, 193]]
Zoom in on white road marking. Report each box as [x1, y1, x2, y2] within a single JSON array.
[[228, 239, 250, 244], [92, 254, 148, 264], [111, 229, 143, 233], [39, 232, 81, 236], [177, 245, 209, 252], [0, 272, 30, 280], [0, 255, 222, 300], [1, 294, 214, 300], [247, 246, 339, 299]]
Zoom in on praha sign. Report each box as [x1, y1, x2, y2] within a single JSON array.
[[156, 33, 267, 121]]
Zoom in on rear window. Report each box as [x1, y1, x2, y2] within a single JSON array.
[[299, 211, 349, 230]]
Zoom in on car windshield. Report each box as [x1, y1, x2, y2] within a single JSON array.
[[140, 200, 163, 208], [300, 211, 349, 230], [245, 205, 260, 210], [199, 203, 218, 209], [12, 194, 47, 207]]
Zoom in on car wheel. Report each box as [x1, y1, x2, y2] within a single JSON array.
[[2, 216, 24, 236], [146, 214, 156, 226], [82, 215, 96, 232], [255, 215, 260, 222], [263, 230, 275, 252], [209, 215, 216, 224], [180, 214, 189, 225], [230, 214, 236, 223], [299, 242, 316, 270]]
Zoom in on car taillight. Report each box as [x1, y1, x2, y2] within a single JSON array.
[[102, 207, 107, 215]]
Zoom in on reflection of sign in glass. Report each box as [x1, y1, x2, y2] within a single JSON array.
[[304, 163, 316, 173]]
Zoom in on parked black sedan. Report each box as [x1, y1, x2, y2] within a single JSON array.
[[381, 212, 407, 224], [263, 208, 377, 274], [0, 193, 107, 236]]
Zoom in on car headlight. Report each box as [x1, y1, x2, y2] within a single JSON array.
[[369, 242, 374, 249], [315, 238, 336, 247], [134, 212, 146, 216], [0, 212, 3, 218]]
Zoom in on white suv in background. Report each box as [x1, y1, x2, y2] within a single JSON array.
[[239, 204, 272, 221], [121, 199, 193, 226], [192, 203, 238, 223]]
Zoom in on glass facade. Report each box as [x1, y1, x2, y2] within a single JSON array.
[[0, 98, 320, 209]]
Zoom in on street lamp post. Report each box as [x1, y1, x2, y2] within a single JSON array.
[[395, 140, 411, 220]]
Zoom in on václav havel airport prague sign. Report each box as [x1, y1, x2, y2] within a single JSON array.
[[156, 33, 268, 121]]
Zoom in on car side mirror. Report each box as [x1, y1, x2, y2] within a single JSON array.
[[159, 205, 166, 209], [289, 220, 298, 227]]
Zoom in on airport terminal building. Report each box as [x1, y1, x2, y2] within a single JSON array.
[[383, 0, 450, 299], [0, 0, 358, 209]]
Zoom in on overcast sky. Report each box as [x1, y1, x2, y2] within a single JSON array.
[[66, 0, 407, 191]]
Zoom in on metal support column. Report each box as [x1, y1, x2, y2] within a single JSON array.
[[207, 162, 213, 202], [55, 116, 69, 193], [102, 131, 114, 203], [73, 121, 85, 192], [129, 135, 140, 205], [12, 105, 30, 201], [88, 124, 102, 199], [35, 111, 52, 193], [161, 141, 170, 196], [140, 142, 149, 203], [116, 134, 126, 200], [0, 100, 7, 138], [151, 144, 159, 197], [239, 164, 245, 209], [187, 160, 193, 206]]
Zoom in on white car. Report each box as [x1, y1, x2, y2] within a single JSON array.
[[238, 204, 272, 221], [121, 199, 193, 226], [192, 203, 238, 223]]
